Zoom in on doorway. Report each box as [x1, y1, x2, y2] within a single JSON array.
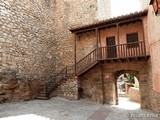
[[115, 73, 140, 110], [106, 37, 117, 58]]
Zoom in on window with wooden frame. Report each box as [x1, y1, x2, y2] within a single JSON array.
[[126, 33, 139, 48]]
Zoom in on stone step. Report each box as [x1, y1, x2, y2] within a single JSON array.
[[38, 93, 47, 97], [35, 96, 49, 100]]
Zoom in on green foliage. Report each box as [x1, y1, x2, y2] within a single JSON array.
[[127, 74, 135, 83]]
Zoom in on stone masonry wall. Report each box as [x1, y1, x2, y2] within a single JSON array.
[[147, 59, 160, 112], [139, 0, 160, 112], [79, 64, 104, 104], [0, 0, 109, 103], [51, 77, 78, 100], [0, 0, 57, 102], [76, 31, 97, 62], [79, 60, 151, 109], [53, 0, 98, 70], [128, 87, 141, 103]]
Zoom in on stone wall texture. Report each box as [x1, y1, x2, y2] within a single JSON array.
[[0, 0, 101, 103], [53, 0, 99, 69], [79, 60, 151, 109], [0, 0, 160, 114], [51, 77, 78, 100], [128, 87, 141, 103], [76, 31, 97, 62], [0, 0, 58, 102], [140, 0, 160, 112], [79, 65, 104, 104]]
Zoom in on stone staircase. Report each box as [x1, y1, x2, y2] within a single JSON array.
[[36, 67, 73, 99], [36, 48, 100, 100]]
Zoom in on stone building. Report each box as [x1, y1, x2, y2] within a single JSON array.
[[0, 0, 160, 113]]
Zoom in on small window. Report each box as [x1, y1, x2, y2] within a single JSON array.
[[127, 33, 139, 48]]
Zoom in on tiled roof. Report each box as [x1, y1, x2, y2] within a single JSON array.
[[70, 9, 148, 33]]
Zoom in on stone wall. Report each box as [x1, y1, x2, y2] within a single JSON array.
[[79, 65, 104, 104], [0, 0, 112, 103], [0, 0, 58, 102], [79, 60, 151, 108], [53, 0, 99, 70], [147, 59, 160, 112], [51, 77, 78, 100], [139, 0, 160, 112], [128, 87, 141, 103], [76, 31, 97, 62]]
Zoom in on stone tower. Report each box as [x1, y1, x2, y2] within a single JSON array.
[[97, 0, 111, 20], [0, 0, 111, 103]]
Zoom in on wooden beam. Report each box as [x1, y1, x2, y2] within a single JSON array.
[[142, 18, 147, 55], [95, 28, 99, 48], [117, 24, 120, 58], [73, 18, 143, 34]]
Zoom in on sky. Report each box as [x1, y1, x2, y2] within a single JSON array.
[[110, 0, 141, 17]]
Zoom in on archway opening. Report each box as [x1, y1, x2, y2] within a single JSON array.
[[115, 73, 140, 110]]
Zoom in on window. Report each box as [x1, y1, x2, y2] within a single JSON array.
[[127, 33, 139, 48]]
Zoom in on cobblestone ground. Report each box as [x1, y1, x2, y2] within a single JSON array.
[[0, 97, 159, 120]]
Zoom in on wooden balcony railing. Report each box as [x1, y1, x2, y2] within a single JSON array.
[[38, 41, 147, 98], [76, 41, 146, 75], [100, 41, 146, 59]]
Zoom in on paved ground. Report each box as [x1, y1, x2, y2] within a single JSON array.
[[0, 97, 159, 120]]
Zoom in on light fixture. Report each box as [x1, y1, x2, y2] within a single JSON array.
[[150, 0, 160, 16]]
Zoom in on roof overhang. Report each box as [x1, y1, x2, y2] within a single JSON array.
[[70, 10, 148, 33]]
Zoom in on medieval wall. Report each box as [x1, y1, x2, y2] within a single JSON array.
[[147, 4, 160, 93], [0, 0, 58, 103], [145, 3, 160, 110], [0, 0, 108, 103], [79, 60, 151, 109], [51, 77, 78, 100], [139, 0, 160, 112], [76, 31, 97, 62], [79, 65, 104, 104], [53, 0, 98, 69]]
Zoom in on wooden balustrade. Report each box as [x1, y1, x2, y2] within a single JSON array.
[[100, 41, 146, 59], [75, 41, 146, 75]]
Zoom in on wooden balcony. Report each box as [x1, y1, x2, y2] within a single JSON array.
[[100, 41, 147, 60], [76, 41, 149, 76]]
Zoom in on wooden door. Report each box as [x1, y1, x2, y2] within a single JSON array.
[[106, 37, 117, 58]]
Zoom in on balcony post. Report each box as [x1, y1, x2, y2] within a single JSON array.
[[117, 24, 120, 58], [141, 19, 146, 55], [95, 28, 99, 48], [96, 28, 101, 59]]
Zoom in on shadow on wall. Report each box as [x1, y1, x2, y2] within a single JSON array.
[[0, 68, 45, 103]]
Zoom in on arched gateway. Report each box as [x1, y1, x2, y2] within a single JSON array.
[[79, 60, 150, 109]]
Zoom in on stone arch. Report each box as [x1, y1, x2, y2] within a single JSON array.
[[112, 68, 148, 109], [114, 69, 139, 80]]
